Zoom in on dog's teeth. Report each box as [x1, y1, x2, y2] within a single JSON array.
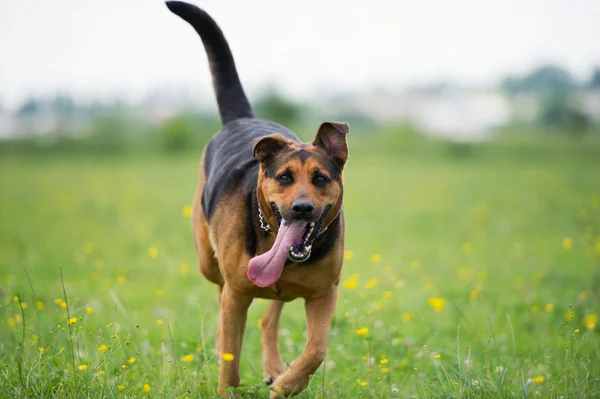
[[306, 245, 312, 251]]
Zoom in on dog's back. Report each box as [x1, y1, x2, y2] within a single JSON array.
[[167, 1, 300, 221]]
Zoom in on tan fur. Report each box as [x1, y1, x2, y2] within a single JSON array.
[[193, 131, 346, 397]]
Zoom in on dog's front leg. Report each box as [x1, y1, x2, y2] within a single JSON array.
[[269, 287, 338, 398], [218, 284, 252, 397]]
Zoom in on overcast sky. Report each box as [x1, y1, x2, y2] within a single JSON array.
[[1, 0, 599, 108]]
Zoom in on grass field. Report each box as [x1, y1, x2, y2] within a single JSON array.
[[1, 129, 599, 398]]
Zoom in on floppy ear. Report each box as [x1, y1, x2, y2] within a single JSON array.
[[313, 121, 349, 168], [252, 133, 289, 164]]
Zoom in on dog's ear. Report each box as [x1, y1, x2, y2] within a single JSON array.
[[252, 134, 289, 165], [313, 121, 349, 168]]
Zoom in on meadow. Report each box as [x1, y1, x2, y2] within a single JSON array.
[[1, 127, 599, 398]]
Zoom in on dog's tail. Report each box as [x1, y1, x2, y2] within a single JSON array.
[[166, 1, 253, 125]]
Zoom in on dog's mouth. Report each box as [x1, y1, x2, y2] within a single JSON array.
[[247, 204, 331, 287], [288, 206, 330, 262]]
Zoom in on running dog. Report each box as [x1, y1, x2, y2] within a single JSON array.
[[166, 2, 349, 397]]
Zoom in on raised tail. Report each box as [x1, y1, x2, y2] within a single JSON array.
[[166, 1, 253, 125]]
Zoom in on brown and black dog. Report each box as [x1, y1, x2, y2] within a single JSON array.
[[167, 2, 349, 397]]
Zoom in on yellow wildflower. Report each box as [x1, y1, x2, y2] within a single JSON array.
[[584, 314, 597, 330], [533, 376, 545, 384], [78, 364, 88, 371], [401, 313, 413, 322], [181, 354, 194, 362], [359, 380, 368, 387], [98, 370, 105, 375], [36, 301, 45, 310], [98, 344, 108, 352], [365, 278, 379, 289], [343, 279, 358, 290], [469, 290, 479, 301], [20, 302, 27, 309], [380, 359, 389, 365], [428, 297, 445, 312], [155, 289, 164, 297], [54, 298, 63, 305], [94, 259, 104, 270], [531, 305, 538, 313], [574, 328, 580, 333], [383, 291, 393, 299], [355, 327, 369, 336], [108, 322, 114, 327], [128, 357, 136, 364], [86, 306, 94, 314], [117, 385, 125, 390], [179, 263, 189, 275], [562, 237, 572, 250], [148, 247, 159, 259], [410, 260, 420, 269], [12, 295, 19, 302], [156, 319, 163, 325], [222, 353, 235, 362], [143, 384, 151, 393], [182, 205, 193, 218], [565, 309, 575, 322], [381, 367, 389, 373], [545, 303, 554, 312], [116, 275, 126, 285], [371, 254, 382, 263], [121, 365, 128, 370], [38, 347, 45, 355], [344, 250, 354, 260], [67, 317, 78, 325], [434, 354, 441, 359], [60, 302, 67, 309], [343, 274, 359, 290]]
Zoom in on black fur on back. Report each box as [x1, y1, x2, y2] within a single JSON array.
[[166, 1, 253, 124]]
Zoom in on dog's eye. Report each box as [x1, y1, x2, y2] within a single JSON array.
[[313, 174, 329, 187], [277, 173, 293, 185]]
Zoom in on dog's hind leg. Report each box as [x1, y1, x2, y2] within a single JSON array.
[[261, 300, 286, 385]]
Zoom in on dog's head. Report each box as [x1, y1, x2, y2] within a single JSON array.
[[247, 122, 349, 287]]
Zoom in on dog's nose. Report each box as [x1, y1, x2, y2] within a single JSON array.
[[292, 200, 314, 218]]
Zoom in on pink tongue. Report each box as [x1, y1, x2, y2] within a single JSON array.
[[248, 220, 308, 287]]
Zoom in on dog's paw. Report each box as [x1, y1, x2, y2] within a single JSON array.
[[267, 371, 310, 398], [263, 360, 286, 386]]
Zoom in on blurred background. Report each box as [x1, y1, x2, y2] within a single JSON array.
[[1, 0, 599, 149], [1, 1, 600, 397]]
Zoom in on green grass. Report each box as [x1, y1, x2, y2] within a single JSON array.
[[1, 130, 599, 398]]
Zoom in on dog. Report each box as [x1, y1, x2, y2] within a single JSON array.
[[166, 2, 349, 397]]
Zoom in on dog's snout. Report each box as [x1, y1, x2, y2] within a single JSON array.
[[292, 200, 314, 218]]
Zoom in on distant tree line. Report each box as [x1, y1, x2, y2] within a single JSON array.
[[502, 65, 599, 133]]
